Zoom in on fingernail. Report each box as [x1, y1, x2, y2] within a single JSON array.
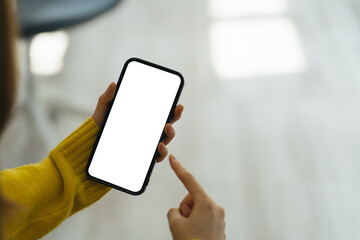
[[108, 82, 115, 90], [170, 154, 177, 162]]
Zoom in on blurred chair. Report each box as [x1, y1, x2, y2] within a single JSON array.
[[17, 0, 121, 36], [15, 0, 121, 148]]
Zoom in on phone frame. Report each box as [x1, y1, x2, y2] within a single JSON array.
[[86, 57, 184, 195]]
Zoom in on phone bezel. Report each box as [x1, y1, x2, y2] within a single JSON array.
[[85, 57, 184, 195]]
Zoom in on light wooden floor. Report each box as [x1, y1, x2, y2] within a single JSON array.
[[1, 0, 360, 239]]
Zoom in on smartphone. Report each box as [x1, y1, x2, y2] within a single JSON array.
[[86, 58, 184, 195]]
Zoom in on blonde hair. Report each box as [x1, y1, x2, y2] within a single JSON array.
[[0, 0, 18, 237], [0, 0, 17, 135]]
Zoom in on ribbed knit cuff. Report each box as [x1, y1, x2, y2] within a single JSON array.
[[55, 117, 99, 179]]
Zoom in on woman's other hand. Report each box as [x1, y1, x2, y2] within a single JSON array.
[[167, 155, 226, 240]]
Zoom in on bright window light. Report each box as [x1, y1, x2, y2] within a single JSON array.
[[208, 0, 287, 18], [209, 18, 307, 79], [30, 31, 69, 76]]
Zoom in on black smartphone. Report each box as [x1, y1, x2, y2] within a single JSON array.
[[86, 58, 184, 195]]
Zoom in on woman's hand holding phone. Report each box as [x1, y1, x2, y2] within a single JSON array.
[[168, 155, 226, 240], [91, 82, 184, 163]]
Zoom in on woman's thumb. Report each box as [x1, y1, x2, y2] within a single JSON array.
[[167, 208, 183, 224], [92, 82, 116, 126]]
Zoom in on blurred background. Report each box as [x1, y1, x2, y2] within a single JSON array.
[[1, 0, 360, 239]]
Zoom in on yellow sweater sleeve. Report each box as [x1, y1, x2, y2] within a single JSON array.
[[0, 117, 111, 240]]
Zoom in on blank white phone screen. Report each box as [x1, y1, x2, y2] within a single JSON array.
[[88, 60, 181, 193]]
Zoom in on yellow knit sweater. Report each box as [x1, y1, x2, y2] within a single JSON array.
[[0, 117, 111, 240]]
